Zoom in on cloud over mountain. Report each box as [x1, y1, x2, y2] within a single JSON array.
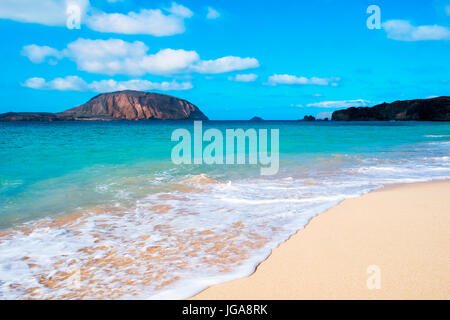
[[23, 76, 193, 92]]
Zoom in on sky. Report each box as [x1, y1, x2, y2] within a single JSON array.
[[0, 0, 449, 120]]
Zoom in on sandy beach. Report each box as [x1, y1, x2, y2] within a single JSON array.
[[192, 180, 450, 300]]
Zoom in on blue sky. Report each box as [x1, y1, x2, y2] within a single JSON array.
[[0, 0, 449, 119]]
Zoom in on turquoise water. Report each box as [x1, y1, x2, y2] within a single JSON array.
[[0, 121, 449, 299]]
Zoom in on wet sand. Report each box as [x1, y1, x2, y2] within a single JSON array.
[[192, 180, 450, 299]]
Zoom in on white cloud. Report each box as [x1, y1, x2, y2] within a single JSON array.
[[206, 7, 220, 19], [22, 76, 193, 92], [23, 76, 87, 91], [191, 56, 259, 74], [21, 77, 47, 89], [65, 38, 199, 75], [139, 48, 200, 75], [22, 39, 260, 76], [268, 74, 339, 86], [86, 9, 187, 36], [89, 79, 193, 92], [383, 20, 450, 41], [166, 2, 193, 18], [0, 0, 192, 36], [21, 44, 62, 63], [0, 0, 89, 26], [228, 73, 258, 82], [306, 99, 371, 109]]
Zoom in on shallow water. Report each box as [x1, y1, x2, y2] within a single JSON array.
[[0, 121, 449, 299]]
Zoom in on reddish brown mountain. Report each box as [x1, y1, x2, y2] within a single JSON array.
[[0, 91, 208, 121]]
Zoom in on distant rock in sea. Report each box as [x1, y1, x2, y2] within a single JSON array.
[[249, 116, 264, 121], [332, 96, 450, 121], [299, 115, 316, 121], [0, 90, 208, 121]]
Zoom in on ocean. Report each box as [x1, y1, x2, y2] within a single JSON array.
[[0, 121, 449, 299]]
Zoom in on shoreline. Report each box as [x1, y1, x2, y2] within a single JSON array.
[[191, 180, 450, 300]]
